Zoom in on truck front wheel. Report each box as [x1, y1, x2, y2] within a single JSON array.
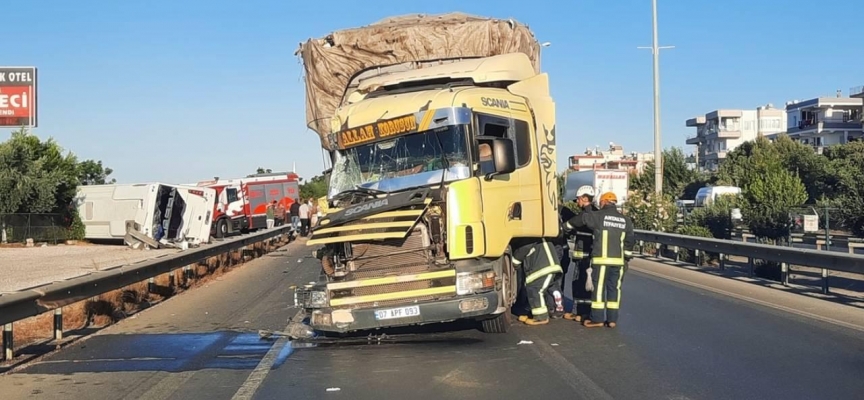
[[480, 309, 512, 333], [215, 219, 228, 238], [480, 254, 516, 334]]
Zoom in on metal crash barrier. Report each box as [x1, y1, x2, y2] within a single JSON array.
[[633, 229, 864, 295], [0, 226, 296, 361]]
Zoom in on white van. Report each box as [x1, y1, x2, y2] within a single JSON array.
[[694, 186, 741, 207]]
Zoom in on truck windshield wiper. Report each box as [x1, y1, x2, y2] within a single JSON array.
[[333, 186, 388, 200]]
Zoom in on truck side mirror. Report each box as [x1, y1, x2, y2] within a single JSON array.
[[486, 138, 516, 180]]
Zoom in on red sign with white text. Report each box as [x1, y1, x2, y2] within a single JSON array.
[[0, 67, 37, 127]]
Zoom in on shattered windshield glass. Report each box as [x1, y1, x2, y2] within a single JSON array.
[[329, 125, 471, 198]]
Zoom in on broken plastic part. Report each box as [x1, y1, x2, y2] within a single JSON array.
[[286, 322, 316, 339]]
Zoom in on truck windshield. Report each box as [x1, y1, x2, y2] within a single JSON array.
[[329, 125, 471, 198]]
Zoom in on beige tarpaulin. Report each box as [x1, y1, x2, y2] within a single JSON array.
[[297, 12, 541, 149]]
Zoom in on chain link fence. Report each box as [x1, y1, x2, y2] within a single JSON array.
[[0, 214, 70, 244]]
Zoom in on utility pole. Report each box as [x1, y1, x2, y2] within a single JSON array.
[[639, 0, 674, 195]]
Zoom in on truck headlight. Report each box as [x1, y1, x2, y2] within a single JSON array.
[[307, 290, 328, 307], [456, 270, 496, 295], [297, 287, 329, 308]]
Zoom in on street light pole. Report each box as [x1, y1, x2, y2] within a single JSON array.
[[639, 0, 674, 196]]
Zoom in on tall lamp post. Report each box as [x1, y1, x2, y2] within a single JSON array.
[[638, 0, 674, 195]]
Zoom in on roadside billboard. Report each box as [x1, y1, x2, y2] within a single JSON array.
[[0, 67, 37, 127]]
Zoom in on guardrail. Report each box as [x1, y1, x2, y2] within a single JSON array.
[[633, 229, 864, 295], [1, 225, 295, 361]]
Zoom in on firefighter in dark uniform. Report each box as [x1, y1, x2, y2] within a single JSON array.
[[548, 202, 577, 318], [566, 192, 635, 328], [563, 185, 598, 323], [511, 239, 564, 326]]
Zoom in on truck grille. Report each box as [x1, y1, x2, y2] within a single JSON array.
[[349, 227, 429, 278], [326, 226, 456, 308], [327, 270, 457, 308]]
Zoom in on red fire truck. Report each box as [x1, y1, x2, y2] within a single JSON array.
[[197, 172, 301, 238]]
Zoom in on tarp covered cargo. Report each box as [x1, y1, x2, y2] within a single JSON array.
[[297, 12, 542, 149]]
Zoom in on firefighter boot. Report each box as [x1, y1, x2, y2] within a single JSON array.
[[563, 313, 583, 322], [518, 315, 550, 326], [582, 319, 605, 328]]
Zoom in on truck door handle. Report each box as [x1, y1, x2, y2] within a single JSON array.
[[509, 202, 522, 221]]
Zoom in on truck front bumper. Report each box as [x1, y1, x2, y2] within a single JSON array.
[[306, 291, 501, 333]]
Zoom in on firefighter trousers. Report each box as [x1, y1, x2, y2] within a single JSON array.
[[571, 258, 592, 317], [557, 246, 571, 294], [589, 265, 625, 323], [526, 270, 560, 321]]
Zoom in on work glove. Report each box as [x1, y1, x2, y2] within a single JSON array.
[[585, 266, 594, 292]]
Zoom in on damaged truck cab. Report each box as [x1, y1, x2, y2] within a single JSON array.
[[294, 14, 558, 335]]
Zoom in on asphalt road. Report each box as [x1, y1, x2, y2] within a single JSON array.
[[2, 240, 864, 400]]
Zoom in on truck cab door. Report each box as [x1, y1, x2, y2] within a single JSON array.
[[474, 113, 535, 250]]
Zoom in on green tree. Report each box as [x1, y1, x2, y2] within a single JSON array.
[[78, 159, 116, 185], [716, 135, 809, 241], [631, 147, 703, 200], [0, 128, 80, 214], [771, 134, 830, 203], [0, 128, 85, 241], [744, 165, 808, 240], [299, 174, 329, 200], [818, 141, 864, 235]]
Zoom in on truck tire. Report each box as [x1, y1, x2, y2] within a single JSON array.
[[481, 310, 511, 333], [480, 254, 516, 334], [215, 219, 228, 238]]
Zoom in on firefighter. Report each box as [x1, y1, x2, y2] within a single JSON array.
[[563, 185, 598, 323], [566, 192, 635, 328], [511, 239, 564, 326], [549, 202, 578, 318]]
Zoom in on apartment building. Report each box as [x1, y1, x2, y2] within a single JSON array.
[[784, 93, 863, 152], [685, 104, 786, 171], [567, 142, 654, 173]]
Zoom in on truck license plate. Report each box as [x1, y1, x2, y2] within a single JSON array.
[[374, 306, 420, 320]]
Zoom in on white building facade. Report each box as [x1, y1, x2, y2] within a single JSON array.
[[784, 95, 863, 152], [686, 104, 786, 171]]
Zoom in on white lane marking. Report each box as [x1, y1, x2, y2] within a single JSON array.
[[230, 325, 292, 400], [522, 335, 615, 400], [632, 266, 864, 334]]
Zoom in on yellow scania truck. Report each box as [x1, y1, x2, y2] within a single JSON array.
[[292, 13, 559, 335]]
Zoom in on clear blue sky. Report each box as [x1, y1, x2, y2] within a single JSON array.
[[4, 0, 863, 184]]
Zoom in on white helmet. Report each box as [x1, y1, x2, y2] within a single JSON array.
[[575, 185, 595, 198]]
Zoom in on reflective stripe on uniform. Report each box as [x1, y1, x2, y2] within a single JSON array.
[[572, 250, 586, 259], [512, 247, 537, 266], [532, 274, 554, 316], [525, 265, 563, 284], [591, 265, 607, 309], [525, 242, 564, 283], [606, 267, 626, 310], [591, 256, 625, 266]]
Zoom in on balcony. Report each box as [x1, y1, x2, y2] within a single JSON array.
[[786, 118, 863, 135], [686, 116, 706, 127], [714, 127, 742, 139], [704, 150, 728, 160], [686, 134, 705, 145]]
